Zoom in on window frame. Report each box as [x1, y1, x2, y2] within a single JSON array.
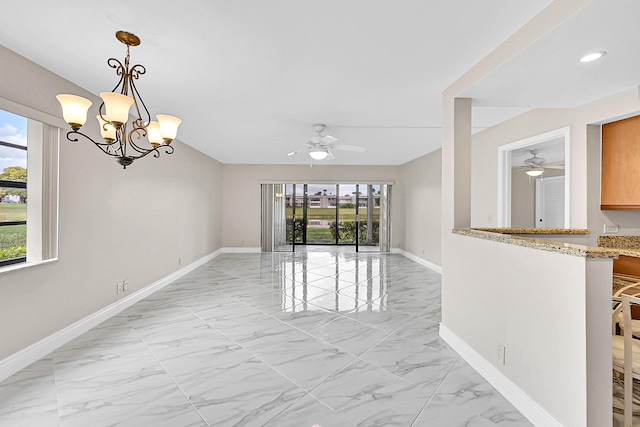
[[0, 105, 60, 274], [0, 139, 28, 267]]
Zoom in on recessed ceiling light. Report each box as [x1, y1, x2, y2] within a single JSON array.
[[580, 51, 606, 63]]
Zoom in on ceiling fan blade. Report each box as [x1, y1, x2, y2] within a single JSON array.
[[333, 144, 365, 152], [321, 135, 338, 144], [543, 164, 565, 170], [524, 156, 545, 166], [325, 150, 335, 160], [543, 161, 564, 167], [285, 148, 303, 157]]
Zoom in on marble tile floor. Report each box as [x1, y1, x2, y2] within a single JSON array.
[[0, 247, 532, 426]]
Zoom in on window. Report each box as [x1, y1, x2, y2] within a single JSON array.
[[0, 111, 27, 266], [0, 108, 58, 269]]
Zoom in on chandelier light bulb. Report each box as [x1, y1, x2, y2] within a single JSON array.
[[96, 115, 116, 142], [156, 114, 182, 143], [56, 94, 92, 130], [146, 121, 164, 146], [100, 92, 134, 128]]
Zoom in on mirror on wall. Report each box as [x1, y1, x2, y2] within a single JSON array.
[[498, 127, 570, 228]]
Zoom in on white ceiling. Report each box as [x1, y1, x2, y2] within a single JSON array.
[[463, 0, 640, 110], [1, 1, 637, 166]]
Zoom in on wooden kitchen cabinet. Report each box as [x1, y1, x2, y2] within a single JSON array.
[[601, 115, 640, 210]]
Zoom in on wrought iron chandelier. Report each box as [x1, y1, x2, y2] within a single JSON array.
[[56, 31, 181, 169]]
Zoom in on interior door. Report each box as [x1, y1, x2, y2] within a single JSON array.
[[535, 176, 565, 228]]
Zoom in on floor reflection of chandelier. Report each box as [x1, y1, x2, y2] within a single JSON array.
[[56, 31, 181, 169]]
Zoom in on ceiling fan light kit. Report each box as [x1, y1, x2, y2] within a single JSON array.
[[517, 148, 565, 178], [286, 123, 366, 161], [56, 31, 182, 169], [309, 148, 329, 160], [525, 167, 545, 177]]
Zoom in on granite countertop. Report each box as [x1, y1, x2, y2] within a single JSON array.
[[613, 248, 640, 258], [598, 236, 640, 258], [452, 228, 618, 259], [471, 227, 589, 235]]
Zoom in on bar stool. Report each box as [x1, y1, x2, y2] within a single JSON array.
[[613, 295, 640, 426]]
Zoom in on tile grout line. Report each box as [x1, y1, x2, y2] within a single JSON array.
[[133, 319, 213, 427], [408, 355, 463, 427]]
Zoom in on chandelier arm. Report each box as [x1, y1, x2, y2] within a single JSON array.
[[108, 57, 129, 99], [150, 144, 174, 158], [63, 130, 123, 158], [107, 58, 126, 81], [129, 64, 146, 80], [126, 126, 175, 159], [127, 128, 152, 155], [127, 72, 151, 126], [126, 143, 174, 160], [127, 133, 174, 159]]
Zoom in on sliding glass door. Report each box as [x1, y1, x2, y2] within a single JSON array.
[[357, 184, 381, 252], [305, 184, 335, 244], [264, 182, 391, 252]]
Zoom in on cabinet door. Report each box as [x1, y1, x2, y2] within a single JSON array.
[[601, 115, 640, 210]]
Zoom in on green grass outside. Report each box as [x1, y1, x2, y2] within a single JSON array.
[[305, 227, 334, 243], [286, 207, 379, 221], [0, 224, 26, 260], [0, 203, 27, 222], [0, 203, 27, 260]]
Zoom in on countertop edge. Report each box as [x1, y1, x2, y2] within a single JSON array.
[[471, 227, 589, 235], [452, 228, 619, 259]]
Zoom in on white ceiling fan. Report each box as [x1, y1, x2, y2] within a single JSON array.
[[517, 149, 565, 177], [286, 124, 366, 160]]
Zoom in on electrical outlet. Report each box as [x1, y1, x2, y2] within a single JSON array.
[[604, 224, 619, 234], [497, 342, 506, 365], [123, 280, 129, 291]]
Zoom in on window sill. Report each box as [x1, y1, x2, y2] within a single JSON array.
[[0, 258, 58, 274]]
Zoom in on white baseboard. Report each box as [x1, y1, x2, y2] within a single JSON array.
[[0, 249, 222, 383], [439, 323, 562, 427], [221, 247, 262, 253], [392, 248, 442, 274]]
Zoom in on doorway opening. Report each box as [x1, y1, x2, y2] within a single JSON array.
[[498, 127, 570, 228], [264, 182, 391, 253]]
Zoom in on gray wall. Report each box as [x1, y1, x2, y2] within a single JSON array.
[[220, 164, 404, 249], [471, 88, 640, 232], [0, 45, 223, 360], [220, 160, 444, 268], [399, 149, 442, 266]]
